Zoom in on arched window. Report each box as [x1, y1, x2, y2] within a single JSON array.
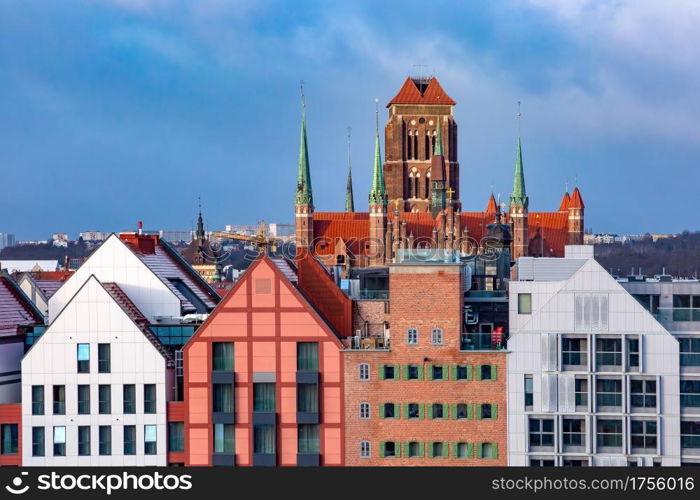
[[424, 131, 430, 160], [425, 170, 431, 199], [414, 173, 420, 199], [431, 132, 436, 157], [407, 130, 413, 160], [413, 133, 419, 160]]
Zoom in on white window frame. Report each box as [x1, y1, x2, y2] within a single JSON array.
[[359, 363, 370, 381], [407, 328, 418, 345], [431, 328, 443, 345], [360, 440, 371, 458], [359, 402, 370, 420]]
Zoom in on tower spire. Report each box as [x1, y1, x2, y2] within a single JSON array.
[[295, 82, 313, 207], [369, 98, 386, 205], [345, 127, 355, 212], [196, 196, 205, 241], [510, 136, 528, 208]]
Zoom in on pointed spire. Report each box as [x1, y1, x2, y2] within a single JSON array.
[[195, 196, 205, 241], [345, 128, 355, 212], [486, 192, 498, 213], [433, 118, 444, 156], [295, 83, 313, 207], [569, 187, 585, 209], [558, 191, 571, 211], [510, 137, 528, 208], [369, 98, 387, 206]]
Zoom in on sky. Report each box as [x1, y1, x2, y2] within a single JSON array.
[[1, 0, 699, 239]]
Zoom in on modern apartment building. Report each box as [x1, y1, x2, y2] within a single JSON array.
[[343, 250, 508, 466], [182, 252, 350, 466], [507, 245, 680, 466], [620, 275, 700, 465]]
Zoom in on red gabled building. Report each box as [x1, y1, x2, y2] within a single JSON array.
[[182, 252, 351, 466]]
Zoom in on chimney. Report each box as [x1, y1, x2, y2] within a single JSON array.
[[138, 221, 143, 235]]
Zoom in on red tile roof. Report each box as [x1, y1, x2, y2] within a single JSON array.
[[312, 212, 369, 256], [387, 77, 456, 106], [558, 192, 571, 211], [0, 274, 44, 336], [527, 212, 570, 256], [485, 193, 498, 214], [569, 187, 585, 209]]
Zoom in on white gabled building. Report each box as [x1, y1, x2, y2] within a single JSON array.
[[507, 245, 680, 466], [22, 275, 172, 466]]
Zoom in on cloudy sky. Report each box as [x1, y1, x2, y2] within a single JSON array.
[[1, 0, 699, 239]]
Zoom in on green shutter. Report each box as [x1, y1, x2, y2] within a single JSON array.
[[394, 365, 400, 379], [467, 403, 474, 419], [401, 365, 409, 380], [492, 404, 498, 419], [493, 443, 499, 459], [417, 365, 424, 380], [418, 442, 425, 457], [476, 365, 482, 381], [491, 365, 497, 381], [452, 442, 459, 458], [379, 365, 385, 380], [395, 442, 402, 457], [428, 442, 434, 458], [450, 403, 458, 419], [427, 404, 433, 419], [418, 403, 425, 419], [442, 442, 449, 458], [380, 403, 386, 419], [442, 365, 448, 380], [380, 442, 386, 458], [476, 404, 482, 420], [467, 365, 473, 381], [476, 443, 483, 459], [427, 365, 434, 381], [468, 443, 474, 458], [450, 365, 457, 380], [403, 403, 409, 419], [442, 404, 448, 419], [402, 442, 409, 457], [393, 403, 399, 419]]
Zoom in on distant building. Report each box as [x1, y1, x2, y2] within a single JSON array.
[[159, 230, 194, 243], [268, 223, 295, 241], [584, 233, 619, 245], [0, 261, 59, 273], [79, 230, 108, 242], [52, 233, 69, 247], [17, 271, 72, 320], [180, 207, 222, 284], [0, 233, 16, 250]]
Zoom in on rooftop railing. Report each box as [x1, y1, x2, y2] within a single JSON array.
[[460, 332, 506, 351], [654, 308, 700, 323]]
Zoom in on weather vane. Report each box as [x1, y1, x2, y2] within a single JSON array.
[[300, 80, 306, 108], [516, 100, 522, 135]]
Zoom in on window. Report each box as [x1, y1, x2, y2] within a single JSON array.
[[631, 420, 657, 450], [525, 375, 534, 408], [123, 426, 136, 455], [407, 328, 418, 345], [78, 426, 91, 456], [298, 424, 319, 453], [431, 442, 447, 458], [680, 338, 700, 366], [32, 427, 44, 457], [253, 383, 276, 412], [380, 364, 398, 380], [479, 403, 496, 419], [297, 342, 318, 371], [479, 442, 498, 459], [406, 403, 421, 419], [454, 365, 471, 381], [596, 378, 622, 407], [169, 422, 184, 452], [431, 403, 445, 419], [53, 426, 66, 456], [360, 440, 371, 458], [575, 378, 588, 406], [213, 342, 234, 371], [123, 384, 136, 414], [430, 365, 447, 380], [359, 402, 370, 420], [32, 385, 44, 415], [562, 419, 584, 446], [1, 424, 18, 454], [673, 295, 700, 321], [297, 383, 318, 413], [407, 441, 422, 458], [53, 385, 65, 415], [213, 423, 234, 453], [596, 338, 622, 366], [518, 293, 532, 314], [562, 338, 585, 366], [144, 425, 157, 455], [529, 419, 554, 447], [381, 403, 397, 419], [359, 363, 370, 381], [98, 343, 111, 373], [681, 380, 700, 408], [144, 384, 157, 414], [531, 458, 555, 466], [78, 385, 90, 415], [478, 364, 496, 381], [382, 441, 398, 458], [597, 419, 623, 448], [98, 426, 111, 455], [455, 442, 471, 458], [627, 337, 640, 368], [77, 343, 90, 373], [575, 293, 609, 331], [633, 294, 659, 314], [431, 328, 443, 345], [405, 364, 421, 380], [454, 403, 469, 420], [98, 385, 111, 414], [631, 380, 657, 408], [253, 424, 275, 454], [213, 384, 234, 413], [681, 421, 700, 449]]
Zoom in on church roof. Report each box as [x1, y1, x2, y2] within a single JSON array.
[[569, 187, 585, 209], [558, 192, 571, 211], [485, 193, 498, 213], [387, 77, 456, 106]]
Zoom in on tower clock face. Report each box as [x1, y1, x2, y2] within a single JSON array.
[[418, 117, 426, 124]]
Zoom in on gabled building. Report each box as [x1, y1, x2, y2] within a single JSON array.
[[182, 252, 350, 466], [17, 271, 72, 320], [507, 246, 679, 466]]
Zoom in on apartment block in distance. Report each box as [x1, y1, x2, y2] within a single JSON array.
[[183, 252, 351, 466], [343, 250, 508, 466], [507, 245, 680, 466]]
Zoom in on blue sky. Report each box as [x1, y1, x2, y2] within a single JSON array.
[[1, 0, 699, 239]]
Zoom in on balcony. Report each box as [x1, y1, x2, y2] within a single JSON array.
[[655, 308, 700, 323], [344, 334, 390, 350], [358, 290, 389, 300], [460, 332, 506, 351]]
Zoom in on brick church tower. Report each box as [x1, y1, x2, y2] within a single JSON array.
[[509, 137, 529, 260], [383, 77, 460, 212], [368, 110, 388, 266], [295, 104, 314, 249]]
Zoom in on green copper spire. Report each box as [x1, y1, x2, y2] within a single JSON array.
[[509, 136, 528, 208], [368, 99, 387, 206], [345, 128, 355, 212], [434, 118, 444, 156], [295, 101, 313, 207]]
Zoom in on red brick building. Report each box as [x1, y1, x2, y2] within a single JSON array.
[[343, 261, 508, 466]]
